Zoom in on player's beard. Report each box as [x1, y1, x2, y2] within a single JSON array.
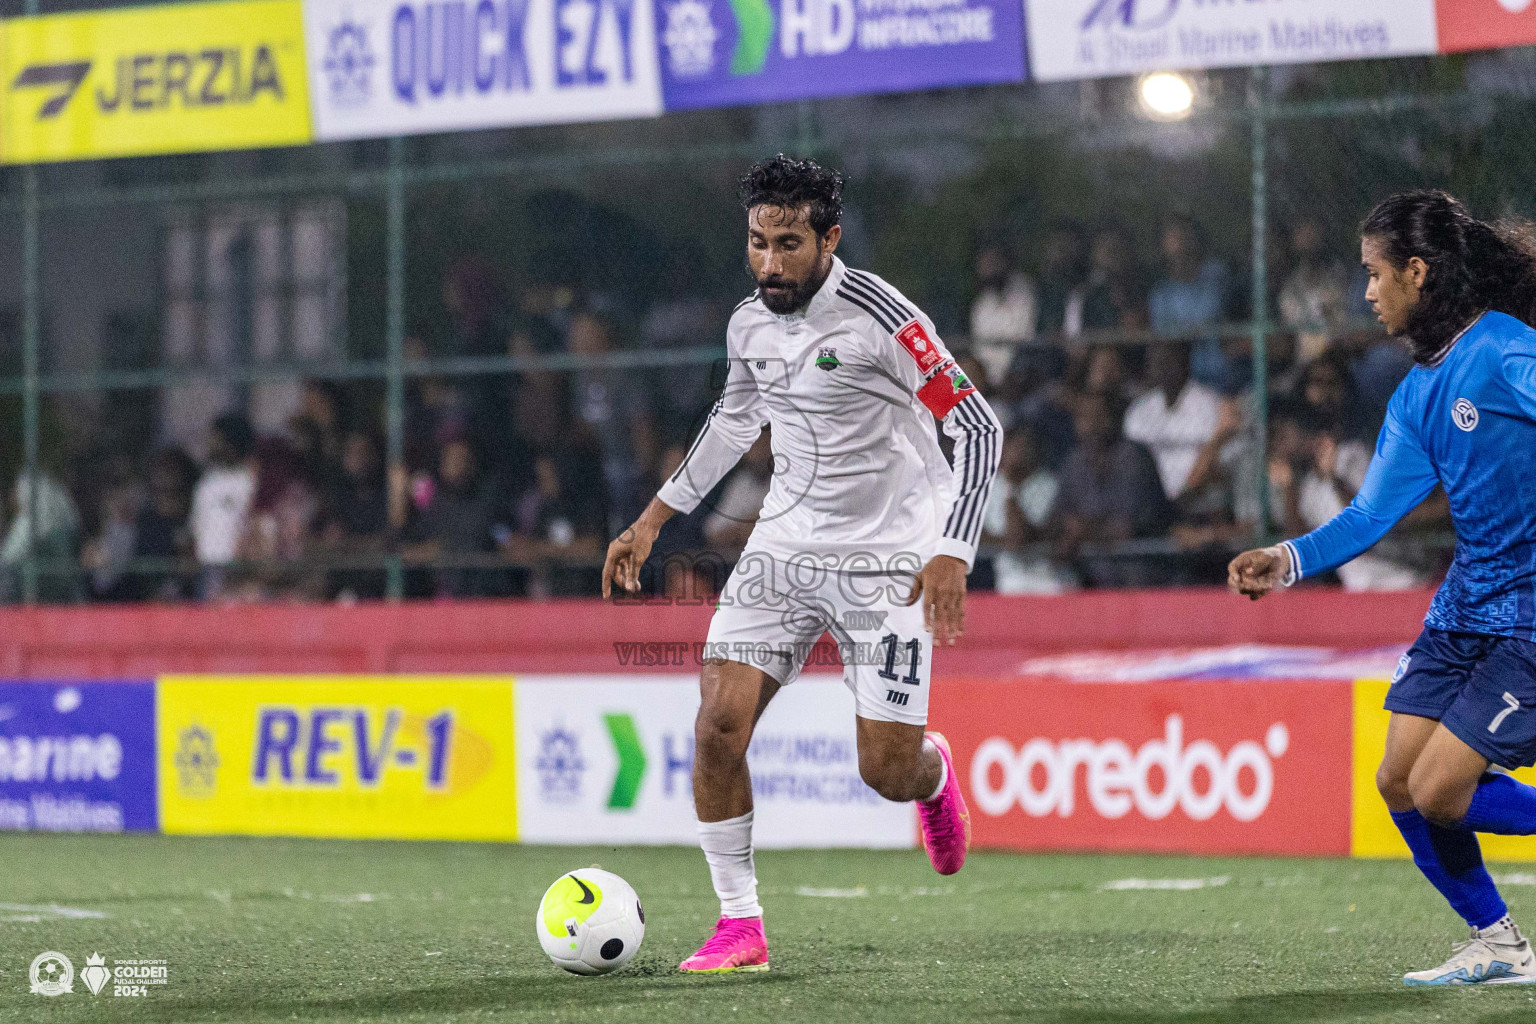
[[754, 252, 833, 315]]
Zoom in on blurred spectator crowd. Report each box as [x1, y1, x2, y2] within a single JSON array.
[[0, 213, 1453, 605]]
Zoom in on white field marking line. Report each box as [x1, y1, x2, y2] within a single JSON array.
[[795, 886, 868, 898], [1099, 876, 1232, 892], [1495, 873, 1536, 886], [0, 903, 108, 920], [319, 893, 390, 903]]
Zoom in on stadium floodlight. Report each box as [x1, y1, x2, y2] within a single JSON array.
[[1139, 72, 1196, 121]]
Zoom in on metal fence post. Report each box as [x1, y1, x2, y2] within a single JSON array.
[[1249, 65, 1271, 545], [20, 165, 40, 606], [384, 136, 406, 601]]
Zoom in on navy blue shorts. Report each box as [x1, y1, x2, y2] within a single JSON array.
[[1387, 628, 1536, 770]]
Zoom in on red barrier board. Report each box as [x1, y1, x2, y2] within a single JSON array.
[[931, 678, 1354, 857], [1438, 0, 1536, 53]]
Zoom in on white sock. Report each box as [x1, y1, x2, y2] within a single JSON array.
[[1479, 915, 1521, 942], [921, 738, 947, 803], [697, 811, 762, 919]]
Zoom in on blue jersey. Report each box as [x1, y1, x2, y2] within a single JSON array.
[[1285, 312, 1536, 640]]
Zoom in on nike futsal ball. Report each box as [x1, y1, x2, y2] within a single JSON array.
[[536, 869, 645, 975]]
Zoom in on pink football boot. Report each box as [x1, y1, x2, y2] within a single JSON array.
[[918, 731, 971, 875], [678, 916, 770, 973]]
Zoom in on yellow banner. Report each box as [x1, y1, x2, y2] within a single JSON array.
[[0, 0, 312, 164], [1351, 678, 1536, 860], [158, 676, 517, 841]]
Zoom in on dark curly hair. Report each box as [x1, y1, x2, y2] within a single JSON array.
[[1362, 190, 1536, 363], [739, 154, 844, 237]]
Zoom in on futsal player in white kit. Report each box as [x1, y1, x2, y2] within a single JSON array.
[[602, 155, 1003, 973]]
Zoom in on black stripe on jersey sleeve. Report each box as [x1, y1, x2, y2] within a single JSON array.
[[943, 400, 1000, 544], [845, 269, 917, 323], [669, 397, 722, 484], [841, 274, 913, 330], [835, 287, 898, 333], [733, 292, 759, 313]]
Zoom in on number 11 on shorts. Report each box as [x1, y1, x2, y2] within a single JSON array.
[[877, 634, 922, 686]]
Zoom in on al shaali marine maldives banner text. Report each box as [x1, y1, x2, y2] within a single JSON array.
[[304, 0, 664, 140], [655, 0, 1025, 109], [0, 0, 313, 163], [1026, 0, 1439, 83]]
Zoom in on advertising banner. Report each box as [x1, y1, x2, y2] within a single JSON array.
[[158, 676, 517, 841], [1436, 0, 1536, 55], [305, 0, 662, 141], [0, 0, 312, 164], [0, 681, 156, 832], [656, 0, 1025, 109], [1025, 0, 1438, 83], [932, 678, 1353, 856], [515, 674, 915, 847]]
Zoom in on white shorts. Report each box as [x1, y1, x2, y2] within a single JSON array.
[[703, 552, 932, 726]]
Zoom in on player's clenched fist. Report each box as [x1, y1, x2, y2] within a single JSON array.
[[1227, 546, 1287, 601]]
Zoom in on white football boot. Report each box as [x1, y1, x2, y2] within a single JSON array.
[[1403, 922, 1536, 986]]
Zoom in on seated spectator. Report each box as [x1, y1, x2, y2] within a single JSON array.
[[234, 437, 325, 601], [1080, 226, 1149, 333], [133, 448, 198, 602], [568, 309, 657, 533], [1278, 216, 1351, 365], [1124, 342, 1243, 506], [0, 470, 82, 603], [1056, 392, 1173, 586], [970, 243, 1036, 387], [1033, 220, 1089, 340], [1149, 214, 1232, 390], [703, 430, 774, 556], [506, 445, 608, 598], [404, 436, 504, 599], [1300, 347, 1376, 443], [82, 463, 143, 602], [980, 427, 1075, 594], [191, 413, 255, 601], [319, 430, 390, 601]]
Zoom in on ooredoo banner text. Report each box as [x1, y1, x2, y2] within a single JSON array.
[[931, 677, 1354, 856]]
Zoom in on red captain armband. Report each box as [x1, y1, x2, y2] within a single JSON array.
[[917, 360, 977, 418], [896, 320, 945, 373]]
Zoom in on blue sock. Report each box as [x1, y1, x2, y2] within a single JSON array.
[[1391, 807, 1507, 929], [1462, 772, 1536, 835]]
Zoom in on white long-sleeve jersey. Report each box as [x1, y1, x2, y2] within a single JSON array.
[[658, 257, 1002, 571]]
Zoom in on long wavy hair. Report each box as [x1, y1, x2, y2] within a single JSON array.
[[1361, 190, 1536, 363]]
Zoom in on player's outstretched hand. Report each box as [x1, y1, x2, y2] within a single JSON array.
[[602, 523, 656, 599], [908, 554, 968, 646], [1227, 547, 1286, 601]]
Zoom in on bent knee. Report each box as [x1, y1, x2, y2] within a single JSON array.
[[1409, 774, 1474, 827], [858, 756, 920, 802], [1376, 761, 1413, 810], [695, 710, 752, 765]]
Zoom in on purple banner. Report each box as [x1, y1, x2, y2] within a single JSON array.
[[0, 682, 157, 832], [656, 0, 1026, 110]]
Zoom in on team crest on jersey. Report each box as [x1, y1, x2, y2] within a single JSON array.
[[815, 347, 841, 371], [1452, 398, 1479, 432], [896, 320, 944, 373]]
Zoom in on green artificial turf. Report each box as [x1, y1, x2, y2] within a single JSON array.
[[2, 835, 1536, 1022]]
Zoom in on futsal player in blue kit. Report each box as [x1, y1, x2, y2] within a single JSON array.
[[1231, 190, 1536, 985]]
